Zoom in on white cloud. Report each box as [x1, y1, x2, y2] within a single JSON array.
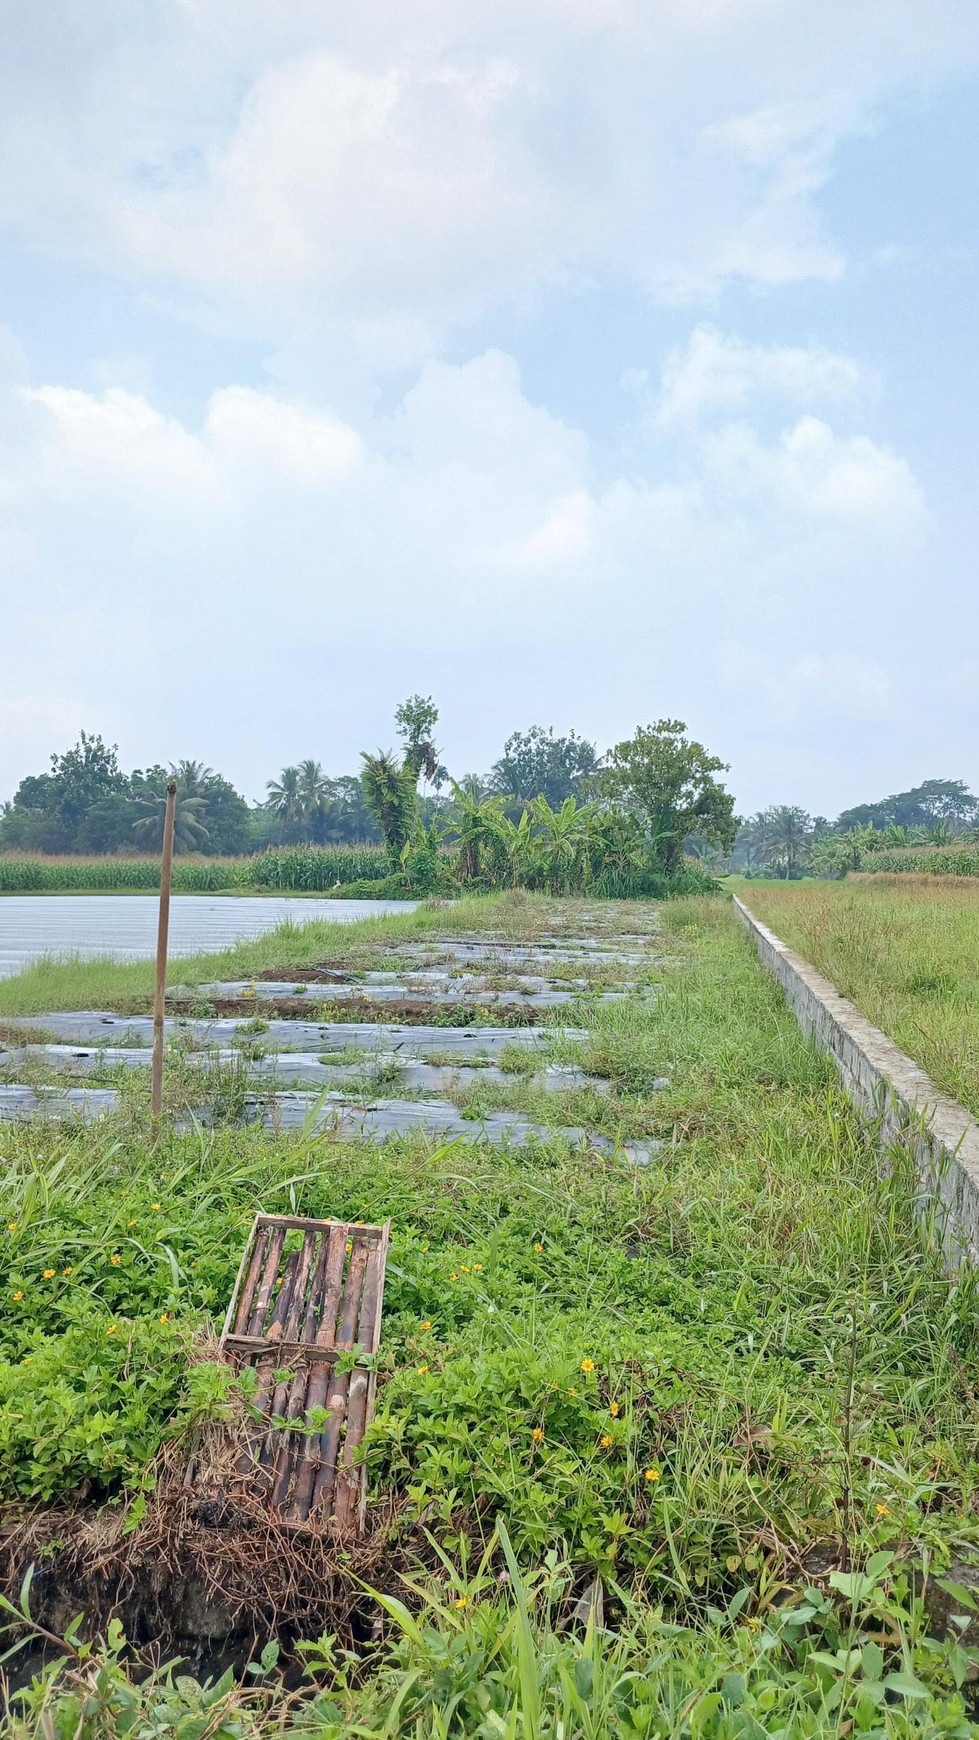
[[654, 326, 870, 428], [0, 3, 975, 359], [206, 387, 363, 482], [704, 414, 924, 525]]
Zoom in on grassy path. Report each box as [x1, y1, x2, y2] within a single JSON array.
[[4, 894, 979, 1736]]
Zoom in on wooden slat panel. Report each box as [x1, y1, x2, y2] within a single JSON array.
[[216, 1215, 390, 1531]]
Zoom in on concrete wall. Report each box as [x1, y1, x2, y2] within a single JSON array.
[[733, 895, 979, 1268]]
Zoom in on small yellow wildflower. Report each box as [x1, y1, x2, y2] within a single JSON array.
[[449, 1272, 458, 1282], [150, 1203, 161, 1212], [43, 1268, 55, 1279], [107, 1325, 117, 1336], [345, 1241, 353, 1254], [644, 1468, 661, 1483], [12, 1290, 23, 1302], [7, 1222, 17, 1232], [417, 1364, 430, 1375], [421, 1242, 429, 1252], [453, 1596, 469, 1609], [473, 1263, 483, 1272], [22, 1355, 31, 1364], [567, 1387, 577, 1397], [128, 1219, 138, 1227], [420, 1320, 432, 1331], [460, 1265, 470, 1273], [531, 1427, 545, 1443], [580, 1358, 595, 1373], [159, 1312, 169, 1324], [875, 1503, 890, 1516], [600, 1434, 614, 1448], [110, 1254, 121, 1265], [533, 1242, 543, 1254], [609, 1401, 620, 1417], [62, 1266, 73, 1276]]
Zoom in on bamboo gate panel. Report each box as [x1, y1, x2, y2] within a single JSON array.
[[217, 1213, 390, 1531]]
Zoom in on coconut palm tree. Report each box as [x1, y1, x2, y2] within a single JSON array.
[[133, 790, 209, 853], [266, 766, 302, 840], [169, 759, 214, 797]]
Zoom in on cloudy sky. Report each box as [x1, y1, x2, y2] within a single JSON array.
[[1, 0, 977, 815]]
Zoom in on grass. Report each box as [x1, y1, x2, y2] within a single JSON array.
[[738, 876, 979, 1119], [4, 895, 979, 1734]]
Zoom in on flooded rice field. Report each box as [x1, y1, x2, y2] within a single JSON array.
[[0, 894, 418, 978]]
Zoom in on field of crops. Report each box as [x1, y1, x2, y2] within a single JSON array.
[[742, 875, 979, 1119], [857, 849, 979, 876], [0, 844, 390, 893], [4, 894, 979, 1735]]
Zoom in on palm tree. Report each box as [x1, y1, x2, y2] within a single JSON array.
[[758, 805, 813, 878], [296, 759, 331, 838], [133, 790, 209, 853], [361, 751, 419, 868], [266, 766, 302, 840], [169, 759, 214, 797]]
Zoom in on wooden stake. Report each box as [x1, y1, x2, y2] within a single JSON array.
[[151, 779, 177, 1132]]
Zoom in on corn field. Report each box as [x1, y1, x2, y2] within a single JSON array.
[[0, 845, 390, 893]]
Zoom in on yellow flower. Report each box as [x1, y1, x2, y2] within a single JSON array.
[[600, 1434, 613, 1448], [449, 1272, 458, 1282], [875, 1503, 890, 1516], [150, 1203, 161, 1212], [417, 1364, 429, 1375], [43, 1268, 55, 1278], [12, 1290, 23, 1302], [420, 1320, 432, 1332], [128, 1219, 138, 1227], [473, 1264, 483, 1272], [567, 1387, 577, 1397], [22, 1355, 31, 1364], [420, 1242, 429, 1252], [159, 1312, 169, 1324], [453, 1596, 469, 1609], [531, 1427, 544, 1443], [609, 1402, 620, 1417], [644, 1468, 661, 1483], [106, 1325, 117, 1336], [345, 1241, 353, 1254], [533, 1243, 543, 1254], [110, 1254, 121, 1265], [460, 1265, 470, 1273], [580, 1358, 595, 1373], [62, 1266, 73, 1276], [7, 1222, 17, 1232]]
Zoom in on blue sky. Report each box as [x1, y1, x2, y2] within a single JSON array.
[[0, 1, 976, 816]]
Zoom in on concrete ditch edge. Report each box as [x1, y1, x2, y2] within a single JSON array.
[[733, 894, 979, 1268]]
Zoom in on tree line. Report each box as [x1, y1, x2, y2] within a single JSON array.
[[0, 705, 738, 898], [731, 780, 979, 879]]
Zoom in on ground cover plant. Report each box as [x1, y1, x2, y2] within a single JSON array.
[[4, 896, 979, 1735], [740, 877, 979, 1120]]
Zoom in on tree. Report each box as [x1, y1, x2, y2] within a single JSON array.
[[836, 779, 979, 834], [757, 805, 813, 878], [490, 726, 600, 809], [133, 790, 209, 853], [266, 767, 302, 840], [361, 750, 419, 868], [601, 721, 736, 875], [395, 695, 446, 787]]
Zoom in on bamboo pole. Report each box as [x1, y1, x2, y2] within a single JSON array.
[[150, 779, 177, 1132]]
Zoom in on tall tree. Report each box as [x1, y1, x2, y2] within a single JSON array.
[[602, 720, 736, 875], [490, 726, 600, 808]]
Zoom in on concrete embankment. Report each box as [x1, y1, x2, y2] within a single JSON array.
[[734, 894, 979, 1268]]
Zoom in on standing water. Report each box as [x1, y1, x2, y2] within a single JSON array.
[[0, 895, 418, 978]]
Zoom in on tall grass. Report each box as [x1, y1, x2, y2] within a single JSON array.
[[0, 845, 389, 894], [741, 876, 979, 1117]]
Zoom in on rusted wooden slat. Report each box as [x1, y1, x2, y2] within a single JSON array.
[[334, 1223, 391, 1532]]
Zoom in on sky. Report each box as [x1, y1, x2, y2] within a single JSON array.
[[1, 0, 977, 817]]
